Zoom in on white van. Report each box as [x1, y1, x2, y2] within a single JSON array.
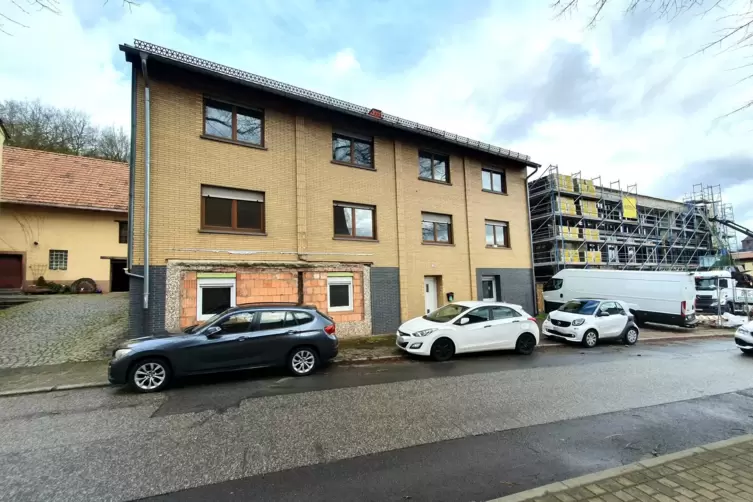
[[543, 269, 698, 328]]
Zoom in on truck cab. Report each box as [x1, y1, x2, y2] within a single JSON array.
[[695, 270, 753, 314]]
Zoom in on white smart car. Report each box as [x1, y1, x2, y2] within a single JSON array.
[[396, 301, 540, 361], [542, 298, 640, 348], [735, 320, 753, 355]]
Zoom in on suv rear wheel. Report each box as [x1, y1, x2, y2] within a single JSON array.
[[288, 347, 319, 376]]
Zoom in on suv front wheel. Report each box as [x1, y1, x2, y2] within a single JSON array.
[[129, 358, 171, 393]]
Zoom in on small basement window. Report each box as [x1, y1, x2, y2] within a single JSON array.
[[49, 250, 68, 270], [197, 278, 236, 320], [327, 276, 353, 312]]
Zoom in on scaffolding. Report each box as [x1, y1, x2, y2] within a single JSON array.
[[528, 166, 731, 282]]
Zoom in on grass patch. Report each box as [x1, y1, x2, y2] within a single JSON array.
[[536, 311, 547, 321], [338, 334, 395, 350]]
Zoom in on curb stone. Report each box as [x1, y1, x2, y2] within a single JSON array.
[[0, 381, 109, 397], [487, 433, 753, 501]]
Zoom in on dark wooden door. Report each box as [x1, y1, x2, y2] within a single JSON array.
[[0, 255, 23, 289], [110, 259, 129, 292]]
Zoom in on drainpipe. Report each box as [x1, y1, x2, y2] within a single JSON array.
[[127, 63, 137, 273], [140, 52, 151, 310], [525, 164, 540, 314]]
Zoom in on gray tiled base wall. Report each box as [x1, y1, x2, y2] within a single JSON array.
[[370, 267, 401, 334], [475, 268, 536, 314], [128, 265, 167, 337]]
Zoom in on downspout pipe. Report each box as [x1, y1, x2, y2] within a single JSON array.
[[525, 164, 540, 314], [140, 52, 151, 311], [127, 62, 137, 272]]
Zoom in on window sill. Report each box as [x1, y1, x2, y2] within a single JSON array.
[[200, 134, 267, 150], [482, 189, 508, 196], [486, 245, 511, 250], [331, 160, 376, 171], [328, 308, 355, 313], [418, 177, 452, 186], [422, 241, 454, 247], [333, 236, 379, 242], [199, 229, 267, 236]]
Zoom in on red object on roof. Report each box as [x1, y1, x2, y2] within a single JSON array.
[[1, 146, 128, 212], [368, 108, 383, 119]]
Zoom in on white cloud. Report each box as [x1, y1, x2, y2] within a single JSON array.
[[1, 0, 751, 236]]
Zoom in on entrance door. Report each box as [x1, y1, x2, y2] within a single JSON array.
[[481, 276, 497, 302], [110, 259, 128, 292], [424, 276, 438, 314], [0, 254, 23, 289]]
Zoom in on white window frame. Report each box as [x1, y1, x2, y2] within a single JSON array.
[[197, 278, 236, 321], [327, 276, 354, 312]]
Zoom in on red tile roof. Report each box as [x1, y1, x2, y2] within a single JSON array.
[[1, 146, 128, 212]]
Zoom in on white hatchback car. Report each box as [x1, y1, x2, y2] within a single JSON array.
[[735, 320, 753, 355], [542, 298, 640, 348], [396, 301, 540, 361]]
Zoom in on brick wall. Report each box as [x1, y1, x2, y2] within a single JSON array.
[[129, 62, 534, 326], [301, 270, 364, 323]]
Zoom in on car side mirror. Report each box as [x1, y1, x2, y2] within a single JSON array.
[[458, 317, 470, 325], [205, 326, 222, 338], [597, 311, 609, 317]]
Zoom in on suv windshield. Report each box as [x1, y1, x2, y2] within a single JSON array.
[[695, 278, 717, 291], [559, 300, 600, 315], [424, 304, 469, 323]]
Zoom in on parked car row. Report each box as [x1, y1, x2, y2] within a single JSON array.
[[113, 293, 753, 394]]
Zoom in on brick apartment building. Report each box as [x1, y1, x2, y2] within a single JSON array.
[[121, 40, 539, 338]]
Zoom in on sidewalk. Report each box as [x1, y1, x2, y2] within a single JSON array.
[[0, 328, 734, 397], [492, 434, 753, 502]]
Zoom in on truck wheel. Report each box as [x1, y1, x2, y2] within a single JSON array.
[[726, 302, 735, 314]]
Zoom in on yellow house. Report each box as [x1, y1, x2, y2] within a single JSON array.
[[0, 146, 129, 292], [121, 40, 540, 337]]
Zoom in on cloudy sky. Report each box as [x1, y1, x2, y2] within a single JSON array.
[[1, 0, 752, 239]]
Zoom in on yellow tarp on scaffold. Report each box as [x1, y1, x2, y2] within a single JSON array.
[[623, 196, 637, 219]]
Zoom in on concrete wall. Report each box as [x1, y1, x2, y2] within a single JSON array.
[[0, 203, 127, 291], [475, 268, 535, 314], [370, 267, 401, 334]]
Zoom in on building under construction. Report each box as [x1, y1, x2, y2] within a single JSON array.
[[528, 165, 737, 283]]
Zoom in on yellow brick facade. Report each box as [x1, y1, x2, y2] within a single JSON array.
[[129, 62, 534, 330]]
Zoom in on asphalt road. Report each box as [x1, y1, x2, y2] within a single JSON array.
[[1, 339, 752, 502]]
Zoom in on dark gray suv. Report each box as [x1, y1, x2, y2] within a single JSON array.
[[108, 304, 339, 392]]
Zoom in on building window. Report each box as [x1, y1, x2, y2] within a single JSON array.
[[482, 168, 506, 194], [332, 133, 374, 168], [422, 212, 453, 244], [197, 278, 236, 321], [333, 202, 376, 239], [118, 221, 128, 244], [327, 276, 353, 312], [203, 98, 263, 146], [48, 250, 68, 271], [485, 220, 510, 248], [201, 185, 264, 233], [418, 151, 449, 183]]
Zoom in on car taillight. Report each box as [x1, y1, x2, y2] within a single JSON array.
[[681, 301, 686, 317], [324, 324, 336, 335], [528, 317, 537, 322]]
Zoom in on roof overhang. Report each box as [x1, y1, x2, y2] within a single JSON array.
[[121, 41, 540, 168]]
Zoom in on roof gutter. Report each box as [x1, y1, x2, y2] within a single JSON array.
[[141, 52, 152, 311]]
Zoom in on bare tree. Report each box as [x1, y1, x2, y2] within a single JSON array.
[[0, 99, 129, 162], [0, 0, 138, 36], [552, 0, 753, 114], [94, 126, 130, 162]]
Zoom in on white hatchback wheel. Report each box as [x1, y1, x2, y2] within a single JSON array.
[[582, 330, 598, 348], [625, 328, 639, 345]]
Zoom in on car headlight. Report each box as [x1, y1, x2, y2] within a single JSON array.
[[112, 348, 132, 361], [413, 328, 437, 337], [571, 318, 586, 326], [738, 328, 750, 336]]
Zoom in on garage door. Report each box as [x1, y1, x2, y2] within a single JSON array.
[[0, 255, 23, 289]]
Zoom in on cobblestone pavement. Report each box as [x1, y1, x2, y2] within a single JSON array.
[[498, 435, 753, 502], [0, 294, 128, 369]]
